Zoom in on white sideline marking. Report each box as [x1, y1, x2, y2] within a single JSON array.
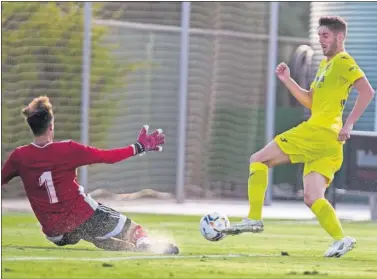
[[3, 254, 272, 262]]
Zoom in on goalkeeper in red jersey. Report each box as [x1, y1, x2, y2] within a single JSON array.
[[1, 96, 179, 254]]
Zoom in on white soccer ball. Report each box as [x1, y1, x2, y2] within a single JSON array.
[[199, 212, 230, 242]]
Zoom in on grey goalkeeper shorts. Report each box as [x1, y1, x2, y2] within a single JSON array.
[[45, 204, 131, 246]]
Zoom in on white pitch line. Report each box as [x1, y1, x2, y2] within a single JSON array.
[[3, 253, 273, 262]]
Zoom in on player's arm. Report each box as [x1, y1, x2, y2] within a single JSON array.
[[70, 125, 165, 167], [70, 142, 136, 166], [1, 150, 19, 186], [344, 76, 375, 127], [341, 59, 375, 127], [338, 58, 375, 141], [281, 78, 313, 109], [275, 62, 313, 109]]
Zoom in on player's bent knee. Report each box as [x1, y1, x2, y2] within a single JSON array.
[[249, 153, 261, 164], [250, 152, 281, 168], [249, 152, 274, 168], [249, 149, 270, 164]]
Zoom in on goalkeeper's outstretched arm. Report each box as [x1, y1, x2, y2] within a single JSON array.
[[70, 125, 165, 167], [70, 141, 137, 166]]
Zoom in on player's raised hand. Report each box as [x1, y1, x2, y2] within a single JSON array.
[[134, 125, 165, 155], [275, 62, 291, 82]]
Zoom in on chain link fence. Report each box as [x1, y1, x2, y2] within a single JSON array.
[[2, 2, 309, 200]]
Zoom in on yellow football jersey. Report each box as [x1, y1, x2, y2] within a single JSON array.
[[308, 51, 364, 133]]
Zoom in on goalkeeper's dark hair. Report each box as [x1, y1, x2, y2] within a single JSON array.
[[22, 96, 54, 136], [318, 16, 347, 36]]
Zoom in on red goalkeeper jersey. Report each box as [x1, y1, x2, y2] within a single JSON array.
[[1, 140, 135, 236]]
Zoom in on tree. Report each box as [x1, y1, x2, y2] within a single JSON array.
[[2, 2, 139, 157]]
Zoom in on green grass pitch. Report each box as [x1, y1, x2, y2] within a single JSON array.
[[2, 213, 377, 278]]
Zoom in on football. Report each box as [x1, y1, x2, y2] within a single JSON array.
[[199, 212, 230, 241]]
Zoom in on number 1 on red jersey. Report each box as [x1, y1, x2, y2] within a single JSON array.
[[39, 171, 58, 204]]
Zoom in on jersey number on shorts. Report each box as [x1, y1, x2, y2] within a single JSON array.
[[39, 171, 58, 204]]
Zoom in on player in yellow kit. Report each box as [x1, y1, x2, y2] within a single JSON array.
[[222, 16, 375, 257]]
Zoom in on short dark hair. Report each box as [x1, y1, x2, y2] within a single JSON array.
[[318, 16, 347, 35], [22, 96, 54, 136]]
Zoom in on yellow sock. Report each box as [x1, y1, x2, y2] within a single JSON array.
[[311, 198, 345, 240], [247, 162, 268, 220]]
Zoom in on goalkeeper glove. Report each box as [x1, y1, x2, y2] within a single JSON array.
[[134, 125, 165, 156]]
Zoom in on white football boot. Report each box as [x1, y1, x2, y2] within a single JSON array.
[[324, 236, 356, 258], [221, 218, 264, 235]]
